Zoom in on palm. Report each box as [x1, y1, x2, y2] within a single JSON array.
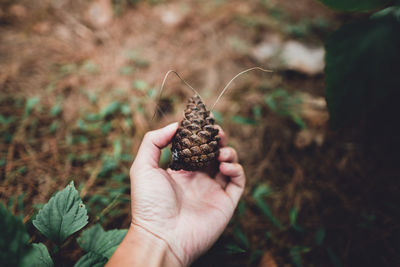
[[129, 123, 245, 265], [132, 167, 234, 263]]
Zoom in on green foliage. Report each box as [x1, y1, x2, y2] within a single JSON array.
[[133, 80, 148, 91], [1, 182, 127, 265], [264, 89, 306, 129], [230, 115, 257, 125], [326, 247, 343, 267], [21, 243, 54, 267], [33, 181, 89, 244], [325, 10, 400, 128], [252, 185, 283, 230], [119, 65, 134, 75], [77, 223, 127, 259], [211, 110, 223, 124], [0, 114, 16, 124], [252, 184, 272, 199], [0, 203, 30, 266], [233, 225, 249, 249], [318, 0, 390, 12], [315, 226, 326, 246], [50, 103, 62, 117], [101, 101, 121, 118], [289, 207, 303, 232], [290, 246, 310, 267], [223, 243, 247, 254], [25, 96, 41, 116], [74, 252, 107, 267]]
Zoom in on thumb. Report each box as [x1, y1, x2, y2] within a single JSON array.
[[133, 122, 179, 169]]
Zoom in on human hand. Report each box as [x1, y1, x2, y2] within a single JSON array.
[[107, 122, 246, 267], [128, 122, 246, 266]]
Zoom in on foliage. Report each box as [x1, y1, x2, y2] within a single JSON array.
[[0, 203, 30, 266], [77, 224, 127, 261], [33, 181, 89, 244], [2, 182, 126, 266], [325, 8, 400, 128], [264, 89, 306, 129], [21, 243, 54, 267]]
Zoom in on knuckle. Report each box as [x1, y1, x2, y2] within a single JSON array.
[[234, 163, 244, 174], [143, 131, 155, 141]]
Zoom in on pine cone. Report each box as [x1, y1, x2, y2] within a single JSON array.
[[170, 95, 220, 171]]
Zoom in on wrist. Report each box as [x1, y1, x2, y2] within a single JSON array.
[[106, 223, 182, 267]]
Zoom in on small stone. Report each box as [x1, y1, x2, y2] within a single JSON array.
[[281, 40, 325, 75]]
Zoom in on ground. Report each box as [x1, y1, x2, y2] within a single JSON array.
[[0, 0, 399, 266]]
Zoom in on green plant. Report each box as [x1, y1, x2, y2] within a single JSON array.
[[318, 0, 400, 128], [0, 182, 126, 266], [264, 89, 306, 129]]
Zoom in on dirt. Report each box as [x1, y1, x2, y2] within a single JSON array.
[[1, 0, 399, 266]]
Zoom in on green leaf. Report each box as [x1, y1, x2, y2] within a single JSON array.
[[211, 111, 223, 124], [32, 181, 88, 244], [325, 15, 400, 128], [98, 157, 118, 177], [315, 226, 326, 246], [233, 225, 249, 249], [101, 101, 121, 118], [120, 66, 134, 75], [101, 122, 112, 134], [223, 243, 246, 254], [231, 115, 257, 125], [237, 200, 246, 216], [86, 113, 101, 121], [21, 243, 54, 267], [133, 80, 148, 91], [120, 104, 131, 115], [159, 147, 171, 167], [113, 139, 122, 160], [318, 0, 390, 12], [49, 121, 58, 134], [77, 224, 127, 259], [74, 252, 107, 267], [25, 96, 40, 116], [252, 105, 263, 120], [0, 114, 16, 125], [0, 203, 30, 266], [290, 246, 310, 267], [252, 184, 282, 230], [289, 207, 303, 232], [326, 247, 343, 267], [50, 103, 62, 117], [252, 184, 272, 199], [255, 198, 283, 230]]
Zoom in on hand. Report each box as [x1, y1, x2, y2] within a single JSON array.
[[108, 122, 246, 267]]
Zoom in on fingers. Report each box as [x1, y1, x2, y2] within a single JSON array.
[[215, 125, 227, 147], [220, 162, 246, 206], [218, 147, 238, 163], [215, 173, 229, 189], [133, 122, 179, 170]]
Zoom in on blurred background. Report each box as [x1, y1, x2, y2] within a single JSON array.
[[1, 0, 399, 266]]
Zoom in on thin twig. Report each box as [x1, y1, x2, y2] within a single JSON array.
[[211, 67, 273, 111], [152, 70, 203, 120]]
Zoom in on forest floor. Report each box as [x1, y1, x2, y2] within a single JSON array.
[[1, 0, 399, 266]]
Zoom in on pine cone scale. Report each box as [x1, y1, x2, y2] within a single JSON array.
[[170, 95, 220, 171]]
